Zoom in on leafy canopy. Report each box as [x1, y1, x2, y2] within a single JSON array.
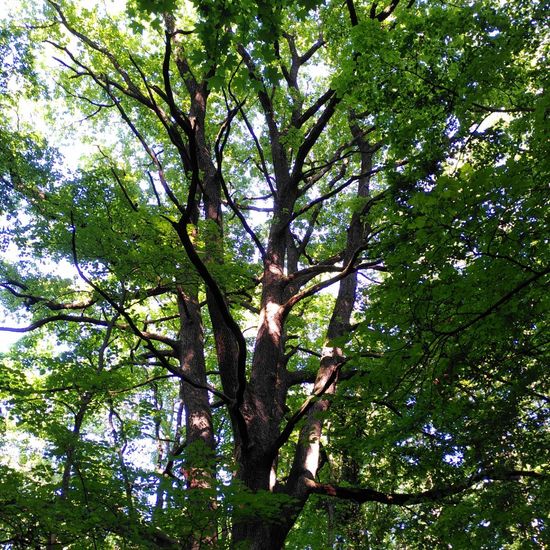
[[0, 0, 548, 548]]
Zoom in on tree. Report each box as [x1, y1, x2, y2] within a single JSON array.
[[0, 0, 548, 547]]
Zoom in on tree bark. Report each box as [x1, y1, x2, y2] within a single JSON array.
[[262, 126, 375, 547]]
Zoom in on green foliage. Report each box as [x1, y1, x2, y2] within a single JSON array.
[[0, 0, 548, 548]]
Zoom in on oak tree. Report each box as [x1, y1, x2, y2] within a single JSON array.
[[0, 0, 548, 547]]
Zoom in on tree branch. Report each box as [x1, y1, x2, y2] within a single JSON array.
[[0, 281, 96, 311], [170, 217, 249, 446], [370, 0, 400, 23], [291, 94, 340, 184], [68, 215, 231, 405], [438, 267, 550, 337], [270, 359, 345, 457], [293, 89, 336, 130], [282, 251, 382, 316], [346, 0, 359, 26], [291, 169, 393, 224], [0, 314, 109, 333], [304, 468, 545, 504]]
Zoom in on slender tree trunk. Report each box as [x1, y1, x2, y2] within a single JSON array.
[[176, 285, 217, 548]]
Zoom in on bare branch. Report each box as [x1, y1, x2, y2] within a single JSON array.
[[214, 98, 267, 259], [108, 374, 177, 395], [102, 160, 139, 212], [299, 36, 326, 65], [0, 314, 110, 333], [220, 178, 267, 260], [235, 98, 275, 194]]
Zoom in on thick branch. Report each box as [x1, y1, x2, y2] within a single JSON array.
[[346, 0, 359, 26], [270, 359, 345, 457], [293, 89, 336, 130], [370, 0, 400, 22], [305, 469, 544, 505], [291, 95, 340, 183]]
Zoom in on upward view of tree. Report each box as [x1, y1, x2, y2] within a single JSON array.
[[0, 0, 548, 547]]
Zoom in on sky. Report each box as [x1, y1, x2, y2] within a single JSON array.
[[0, 324, 22, 352]]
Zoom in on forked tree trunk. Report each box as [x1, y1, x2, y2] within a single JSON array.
[[233, 130, 374, 550]]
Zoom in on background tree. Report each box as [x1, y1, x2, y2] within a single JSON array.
[[0, 0, 548, 548]]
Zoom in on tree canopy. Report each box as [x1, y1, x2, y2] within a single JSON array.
[[0, 0, 548, 548]]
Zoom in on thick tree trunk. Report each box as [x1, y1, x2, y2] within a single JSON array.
[[258, 131, 375, 546], [176, 84, 374, 550]]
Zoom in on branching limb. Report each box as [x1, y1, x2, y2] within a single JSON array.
[[0, 280, 97, 311], [160, 28, 194, 140], [234, 99, 275, 195], [299, 36, 326, 65], [370, 0, 400, 22], [107, 90, 187, 216], [305, 469, 545, 504], [280, 32, 326, 126], [285, 261, 348, 290], [68, 215, 230, 405], [0, 314, 110, 333], [282, 251, 383, 316], [48, 36, 188, 217], [293, 89, 337, 130], [238, 43, 291, 195], [214, 97, 267, 259], [291, 94, 340, 184], [298, 122, 376, 195], [270, 359, 346, 457], [285, 365, 365, 387], [95, 147, 139, 212], [0, 305, 178, 350], [291, 168, 394, 224], [170, 217, 249, 446], [219, 177, 266, 260], [47, 1, 146, 100]]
